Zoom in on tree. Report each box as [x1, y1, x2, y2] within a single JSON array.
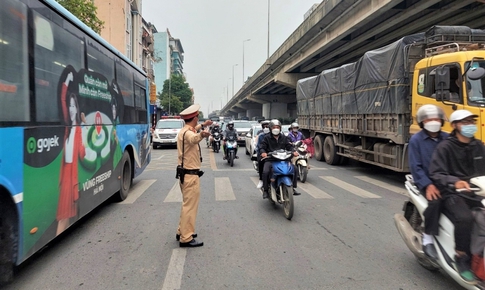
[[160, 75, 193, 110], [198, 111, 204, 119], [158, 92, 183, 115], [56, 0, 104, 34]]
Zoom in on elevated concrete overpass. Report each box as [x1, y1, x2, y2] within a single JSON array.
[[221, 0, 485, 120]]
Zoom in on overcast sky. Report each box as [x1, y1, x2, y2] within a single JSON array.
[[142, 0, 322, 117]]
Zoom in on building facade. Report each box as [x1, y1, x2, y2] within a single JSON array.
[[153, 29, 185, 95]]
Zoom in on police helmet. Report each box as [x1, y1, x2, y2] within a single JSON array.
[[416, 105, 446, 128]]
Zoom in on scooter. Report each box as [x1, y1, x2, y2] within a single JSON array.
[[394, 175, 485, 289], [293, 140, 310, 183], [212, 132, 221, 153], [225, 135, 238, 167], [260, 149, 295, 220]]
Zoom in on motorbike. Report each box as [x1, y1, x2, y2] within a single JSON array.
[[260, 149, 295, 220], [225, 135, 238, 167], [212, 132, 221, 153], [394, 175, 485, 289], [293, 140, 310, 183]]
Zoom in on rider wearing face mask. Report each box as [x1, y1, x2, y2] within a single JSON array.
[[259, 119, 300, 198], [408, 104, 448, 261], [429, 110, 485, 284], [287, 122, 304, 144], [222, 121, 239, 160]]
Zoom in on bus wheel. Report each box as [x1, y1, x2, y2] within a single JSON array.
[[117, 151, 132, 201], [0, 202, 16, 285], [314, 135, 324, 161]]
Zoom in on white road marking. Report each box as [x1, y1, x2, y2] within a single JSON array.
[[320, 176, 381, 198], [164, 181, 183, 203], [354, 176, 406, 195], [215, 177, 236, 201], [298, 182, 334, 199], [161, 248, 187, 290], [156, 155, 165, 160], [120, 179, 156, 204], [213, 168, 255, 172]]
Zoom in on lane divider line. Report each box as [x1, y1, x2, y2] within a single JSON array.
[[120, 179, 156, 204]]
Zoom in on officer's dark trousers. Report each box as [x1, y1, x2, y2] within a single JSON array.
[[441, 194, 484, 254], [262, 161, 297, 191], [423, 195, 442, 235]]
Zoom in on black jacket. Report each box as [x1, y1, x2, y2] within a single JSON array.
[[259, 133, 293, 154], [429, 133, 485, 194]]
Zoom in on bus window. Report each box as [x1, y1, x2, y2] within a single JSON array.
[[33, 11, 84, 122], [116, 63, 135, 123], [87, 42, 115, 83], [135, 85, 147, 123], [0, 0, 29, 122]]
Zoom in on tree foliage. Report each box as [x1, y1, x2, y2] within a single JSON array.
[[56, 0, 104, 34], [159, 75, 193, 112], [158, 92, 183, 115], [198, 111, 204, 119]]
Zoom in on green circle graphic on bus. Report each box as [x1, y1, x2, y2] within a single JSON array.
[[27, 137, 36, 154], [80, 111, 113, 171]]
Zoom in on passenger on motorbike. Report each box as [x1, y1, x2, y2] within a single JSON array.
[[259, 119, 300, 199], [287, 122, 304, 144], [429, 109, 485, 284], [222, 121, 239, 160], [408, 105, 448, 261], [255, 120, 271, 189]]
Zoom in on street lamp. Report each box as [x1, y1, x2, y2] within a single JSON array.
[[243, 39, 251, 83], [267, 0, 270, 59], [232, 64, 238, 96]]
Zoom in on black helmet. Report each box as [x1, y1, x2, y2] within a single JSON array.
[[227, 121, 234, 129]]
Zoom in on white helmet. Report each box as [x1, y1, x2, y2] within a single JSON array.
[[449, 110, 478, 124], [269, 119, 281, 129], [290, 122, 299, 129], [416, 105, 446, 127]]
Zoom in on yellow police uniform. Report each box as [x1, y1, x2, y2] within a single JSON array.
[[177, 104, 205, 244]]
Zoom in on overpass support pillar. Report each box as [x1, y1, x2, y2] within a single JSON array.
[[262, 102, 288, 119], [246, 108, 262, 119], [238, 112, 246, 119]]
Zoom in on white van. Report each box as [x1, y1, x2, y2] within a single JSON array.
[[153, 118, 185, 148]]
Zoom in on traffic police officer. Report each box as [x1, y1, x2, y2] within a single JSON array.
[[176, 104, 212, 247]]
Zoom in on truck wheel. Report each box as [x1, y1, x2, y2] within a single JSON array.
[[314, 135, 324, 161], [323, 136, 341, 165]]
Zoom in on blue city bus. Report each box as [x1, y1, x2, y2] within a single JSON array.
[[0, 0, 151, 283]]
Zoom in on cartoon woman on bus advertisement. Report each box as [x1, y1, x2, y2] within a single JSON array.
[[57, 68, 86, 235]]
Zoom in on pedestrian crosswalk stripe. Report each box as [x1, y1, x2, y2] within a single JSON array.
[[298, 182, 334, 199], [215, 177, 236, 201], [164, 181, 182, 203], [120, 179, 156, 204], [354, 176, 406, 195], [162, 248, 186, 290], [320, 176, 381, 198]]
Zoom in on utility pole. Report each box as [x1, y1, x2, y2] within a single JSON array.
[[267, 0, 270, 59], [243, 39, 251, 83], [232, 64, 238, 97]]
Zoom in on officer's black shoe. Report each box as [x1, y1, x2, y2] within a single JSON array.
[[423, 243, 438, 260], [176, 233, 197, 241], [263, 190, 269, 199], [293, 188, 301, 195], [179, 238, 204, 248]]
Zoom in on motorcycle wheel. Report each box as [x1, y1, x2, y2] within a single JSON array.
[[281, 185, 294, 220], [299, 165, 308, 183], [229, 151, 234, 167]]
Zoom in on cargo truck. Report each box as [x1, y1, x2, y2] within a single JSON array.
[[296, 26, 485, 172]]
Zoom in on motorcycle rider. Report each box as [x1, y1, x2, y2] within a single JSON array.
[[259, 119, 300, 199], [287, 122, 304, 144], [210, 123, 221, 148], [255, 120, 271, 189], [408, 105, 448, 261], [222, 121, 239, 160], [429, 109, 485, 284]]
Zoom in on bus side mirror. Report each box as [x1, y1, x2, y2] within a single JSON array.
[[468, 67, 485, 80], [435, 66, 450, 101]]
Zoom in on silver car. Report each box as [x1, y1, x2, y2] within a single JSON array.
[[245, 124, 262, 156], [152, 118, 185, 148]]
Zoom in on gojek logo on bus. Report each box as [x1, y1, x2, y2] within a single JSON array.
[[27, 135, 60, 153]]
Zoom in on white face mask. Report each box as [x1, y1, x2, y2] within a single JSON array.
[[423, 120, 441, 133], [272, 128, 280, 135], [292, 128, 298, 132], [263, 128, 270, 134]]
